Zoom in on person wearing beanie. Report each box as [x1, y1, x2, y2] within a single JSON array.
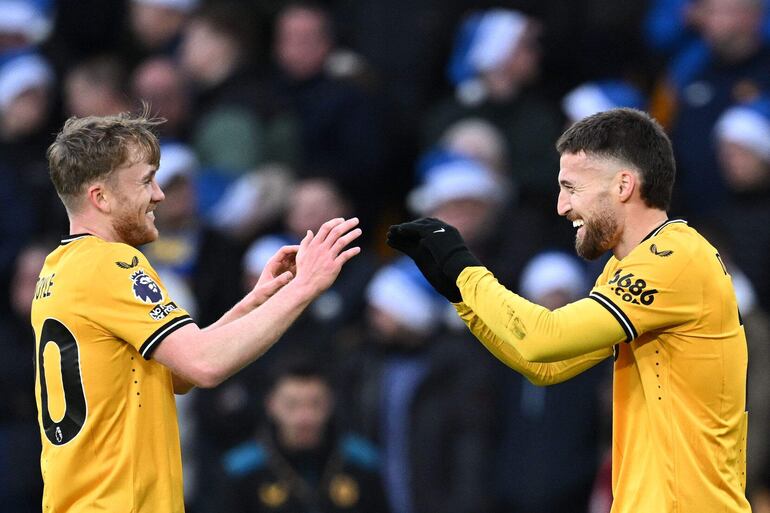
[[339, 257, 496, 513]]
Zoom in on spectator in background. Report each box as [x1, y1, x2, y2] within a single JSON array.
[[142, 142, 243, 328], [131, 56, 192, 141], [562, 79, 648, 124], [220, 356, 388, 513], [0, 51, 65, 300], [179, 2, 299, 174], [643, 0, 770, 56], [0, 0, 51, 55], [206, 162, 294, 242], [267, 2, 386, 227], [129, 0, 197, 62], [340, 258, 496, 513], [408, 150, 550, 290], [240, 177, 376, 352], [63, 55, 132, 117], [710, 98, 770, 310], [423, 9, 563, 207], [494, 251, 609, 513], [662, 0, 770, 217], [0, 241, 50, 513], [194, 177, 376, 507], [439, 118, 509, 178]]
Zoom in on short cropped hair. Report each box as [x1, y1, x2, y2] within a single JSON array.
[[556, 108, 676, 211], [47, 111, 164, 211]]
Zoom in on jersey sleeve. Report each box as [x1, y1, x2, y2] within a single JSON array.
[[456, 266, 627, 362], [588, 239, 698, 342], [88, 246, 195, 359], [454, 302, 612, 385]]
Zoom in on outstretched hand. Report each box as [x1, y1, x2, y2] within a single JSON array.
[[387, 217, 481, 303], [294, 217, 362, 297]]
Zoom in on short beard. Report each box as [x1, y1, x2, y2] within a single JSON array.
[[575, 204, 619, 261], [112, 211, 156, 247]]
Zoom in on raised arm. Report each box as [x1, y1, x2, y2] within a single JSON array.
[[456, 266, 625, 362], [154, 217, 362, 388], [454, 301, 612, 385], [386, 218, 626, 365]]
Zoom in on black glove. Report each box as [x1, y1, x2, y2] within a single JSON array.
[[387, 222, 461, 302], [387, 218, 481, 302]]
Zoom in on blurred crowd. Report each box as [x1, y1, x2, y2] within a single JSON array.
[[1, 0, 770, 512]]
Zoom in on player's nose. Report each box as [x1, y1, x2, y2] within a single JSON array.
[[152, 180, 165, 202], [557, 189, 570, 217]]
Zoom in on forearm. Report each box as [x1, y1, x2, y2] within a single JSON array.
[[454, 302, 611, 385], [457, 266, 625, 362], [183, 280, 315, 386], [203, 298, 252, 332]]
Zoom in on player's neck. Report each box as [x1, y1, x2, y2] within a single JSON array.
[[69, 215, 121, 244], [613, 209, 669, 260]]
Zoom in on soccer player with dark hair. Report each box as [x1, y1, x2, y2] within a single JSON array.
[[388, 108, 750, 512], [33, 111, 361, 512]]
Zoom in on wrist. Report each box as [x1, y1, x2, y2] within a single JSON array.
[[442, 247, 481, 282], [283, 276, 319, 305]]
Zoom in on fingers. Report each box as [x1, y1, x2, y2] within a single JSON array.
[[314, 217, 346, 245], [263, 245, 299, 277], [335, 246, 361, 266], [276, 245, 300, 259], [332, 227, 363, 254]]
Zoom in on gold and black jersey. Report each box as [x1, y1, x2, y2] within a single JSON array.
[[32, 234, 194, 512], [454, 220, 750, 513]]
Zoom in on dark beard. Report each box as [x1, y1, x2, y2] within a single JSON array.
[[575, 209, 618, 261]]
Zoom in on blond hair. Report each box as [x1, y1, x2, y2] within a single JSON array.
[[47, 110, 164, 211]]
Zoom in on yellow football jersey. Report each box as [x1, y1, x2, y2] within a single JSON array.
[[592, 220, 749, 513], [454, 219, 750, 513], [32, 234, 194, 512]]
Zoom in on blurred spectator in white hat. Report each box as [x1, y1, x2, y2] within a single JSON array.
[[338, 256, 497, 513], [0, 50, 65, 272], [0, 0, 51, 54], [706, 97, 770, 313], [495, 250, 608, 513], [0, 51, 53, 140], [407, 149, 552, 292], [562, 80, 648, 124], [423, 9, 563, 208]]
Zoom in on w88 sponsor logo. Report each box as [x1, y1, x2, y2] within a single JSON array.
[[608, 269, 658, 305]]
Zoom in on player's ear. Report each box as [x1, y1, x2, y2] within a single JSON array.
[[86, 183, 112, 214], [616, 170, 637, 203]]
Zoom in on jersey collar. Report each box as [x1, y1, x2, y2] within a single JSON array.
[[60, 233, 94, 245], [640, 218, 687, 243]]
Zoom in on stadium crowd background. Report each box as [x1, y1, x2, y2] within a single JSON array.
[[1, 0, 770, 511]]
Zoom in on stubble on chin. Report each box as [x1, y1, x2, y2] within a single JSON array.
[[575, 211, 619, 261], [112, 214, 157, 247]]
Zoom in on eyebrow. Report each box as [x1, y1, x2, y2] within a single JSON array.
[[141, 168, 158, 181]]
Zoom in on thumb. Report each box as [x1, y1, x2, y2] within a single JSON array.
[[260, 271, 293, 297]]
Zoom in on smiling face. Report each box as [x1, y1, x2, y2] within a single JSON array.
[[107, 149, 165, 247], [557, 152, 622, 260]]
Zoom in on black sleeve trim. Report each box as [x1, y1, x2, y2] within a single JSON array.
[[589, 292, 638, 343], [139, 315, 195, 359]]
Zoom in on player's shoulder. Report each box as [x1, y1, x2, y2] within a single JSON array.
[[627, 219, 703, 267], [60, 234, 151, 274]]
